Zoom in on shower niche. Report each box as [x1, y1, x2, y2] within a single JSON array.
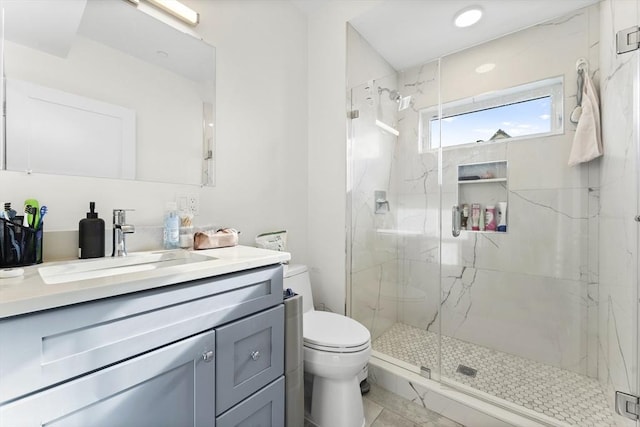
[[457, 160, 508, 232]]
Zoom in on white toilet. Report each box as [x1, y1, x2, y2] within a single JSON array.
[[284, 264, 371, 427]]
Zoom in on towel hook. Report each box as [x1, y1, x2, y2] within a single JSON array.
[[575, 57, 589, 74], [571, 58, 589, 124]]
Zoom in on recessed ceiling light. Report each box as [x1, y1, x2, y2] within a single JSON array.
[[475, 63, 495, 73], [454, 7, 483, 28]]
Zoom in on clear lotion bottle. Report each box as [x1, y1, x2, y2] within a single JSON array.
[[163, 202, 180, 249]]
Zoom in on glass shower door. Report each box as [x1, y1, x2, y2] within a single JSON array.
[[437, 5, 618, 426], [601, 1, 640, 425], [348, 75, 404, 348], [348, 64, 444, 380]]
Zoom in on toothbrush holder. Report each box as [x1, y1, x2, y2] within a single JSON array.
[[0, 218, 43, 267]]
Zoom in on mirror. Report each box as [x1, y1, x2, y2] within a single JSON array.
[[2, 0, 216, 186]]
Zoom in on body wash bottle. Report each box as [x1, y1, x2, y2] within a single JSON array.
[[497, 202, 508, 232], [485, 205, 496, 231], [471, 203, 481, 231], [163, 202, 180, 249]]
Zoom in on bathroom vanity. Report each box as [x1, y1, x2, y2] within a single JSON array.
[[0, 246, 289, 426]]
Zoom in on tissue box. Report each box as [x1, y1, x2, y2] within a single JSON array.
[[255, 230, 287, 251], [193, 228, 238, 250]]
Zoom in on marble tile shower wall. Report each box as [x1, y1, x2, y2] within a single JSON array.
[[350, 73, 401, 340], [598, 0, 639, 424], [360, 5, 601, 377]]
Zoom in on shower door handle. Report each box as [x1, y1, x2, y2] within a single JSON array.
[[452, 205, 461, 237]]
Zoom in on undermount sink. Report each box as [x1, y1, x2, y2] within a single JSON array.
[[39, 250, 214, 285]]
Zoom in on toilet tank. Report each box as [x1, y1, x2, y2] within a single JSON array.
[[283, 264, 314, 313]]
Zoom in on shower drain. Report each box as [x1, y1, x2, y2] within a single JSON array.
[[456, 364, 478, 378]]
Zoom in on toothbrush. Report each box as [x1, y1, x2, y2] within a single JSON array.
[[22, 206, 38, 262], [35, 206, 48, 229], [3, 203, 16, 220], [23, 199, 39, 227], [31, 206, 47, 263], [23, 205, 35, 228]]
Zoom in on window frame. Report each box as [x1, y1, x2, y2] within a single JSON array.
[[419, 76, 564, 151]]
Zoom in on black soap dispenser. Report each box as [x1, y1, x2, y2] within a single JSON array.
[[79, 202, 105, 259]]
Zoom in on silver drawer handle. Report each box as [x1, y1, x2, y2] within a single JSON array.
[[250, 350, 261, 361], [202, 350, 214, 362]]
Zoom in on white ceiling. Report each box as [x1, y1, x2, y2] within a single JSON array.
[[349, 0, 600, 70]]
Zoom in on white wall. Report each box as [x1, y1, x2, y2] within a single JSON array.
[[305, 1, 381, 314], [0, 0, 309, 263], [188, 0, 309, 264], [346, 24, 396, 89]]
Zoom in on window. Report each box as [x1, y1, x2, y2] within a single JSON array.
[[420, 76, 563, 150]]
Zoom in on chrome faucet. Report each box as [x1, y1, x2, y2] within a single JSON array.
[[112, 209, 135, 257]]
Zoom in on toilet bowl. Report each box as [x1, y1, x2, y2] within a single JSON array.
[[284, 264, 371, 427]]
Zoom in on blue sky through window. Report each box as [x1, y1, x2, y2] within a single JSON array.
[[431, 96, 552, 148]]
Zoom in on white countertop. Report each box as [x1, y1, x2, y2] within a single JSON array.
[[0, 245, 290, 319]]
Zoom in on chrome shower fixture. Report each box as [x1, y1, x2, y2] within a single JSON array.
[[378, 87, 412, 111]]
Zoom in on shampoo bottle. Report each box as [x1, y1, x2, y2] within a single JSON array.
[[471, 203, 481, 231], [163, 202, 180, 249], [497, 202, 508, 232], [485, 205, 496, 231], [461, 204, 469, 230], [79, 202, 105, 259]]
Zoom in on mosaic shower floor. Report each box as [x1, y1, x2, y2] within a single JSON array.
[[373, 323, 615, 427]]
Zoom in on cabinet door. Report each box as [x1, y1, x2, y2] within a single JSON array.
[[216, 377, 284, 427], [216, 305, 284, 414], [0, 330, 215, 427]]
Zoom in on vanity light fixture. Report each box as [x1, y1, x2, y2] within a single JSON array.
[[454, 6, 483, 28], [126, 0, 200, 26]]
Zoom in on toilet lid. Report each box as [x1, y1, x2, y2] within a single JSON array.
[[303, 311, 370, 352]]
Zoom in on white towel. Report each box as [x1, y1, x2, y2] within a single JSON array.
[[568, 72, 602, 166]]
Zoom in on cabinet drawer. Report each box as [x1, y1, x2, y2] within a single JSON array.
[[216, 377, 285, 427], [216, 304, 284, 414], [0, 330, 216, 427], [0, 264, 283, 403]]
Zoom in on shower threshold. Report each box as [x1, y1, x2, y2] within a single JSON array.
[[372, 323, 615, 427]]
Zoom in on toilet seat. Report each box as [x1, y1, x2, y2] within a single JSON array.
[[303, 311, 371, 353]]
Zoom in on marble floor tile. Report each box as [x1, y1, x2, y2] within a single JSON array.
[[373, 323, 615, 427], [366, 383, 449, 424], [304, 382, 460, 427], [365, 383, 463, 427], [364, 396, 384, 427], [371, 409, 420, 427]]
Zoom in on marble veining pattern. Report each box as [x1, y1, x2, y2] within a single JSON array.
[[305, 382, 463, 427], [374, 323, 615, 426], [597, 1, 639, 426]]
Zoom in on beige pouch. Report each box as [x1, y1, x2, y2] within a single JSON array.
[[193, 228, 239, 250]]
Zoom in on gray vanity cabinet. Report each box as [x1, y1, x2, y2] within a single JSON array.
[[0, 264, 285, 427], [0, 330, 216, 426]]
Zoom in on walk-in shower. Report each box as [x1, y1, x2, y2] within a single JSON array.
[[348, 2, 639, 426]]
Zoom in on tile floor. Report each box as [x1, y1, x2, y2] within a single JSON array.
[[373, 323, 615, 427], [304, 382, 463, 427]]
